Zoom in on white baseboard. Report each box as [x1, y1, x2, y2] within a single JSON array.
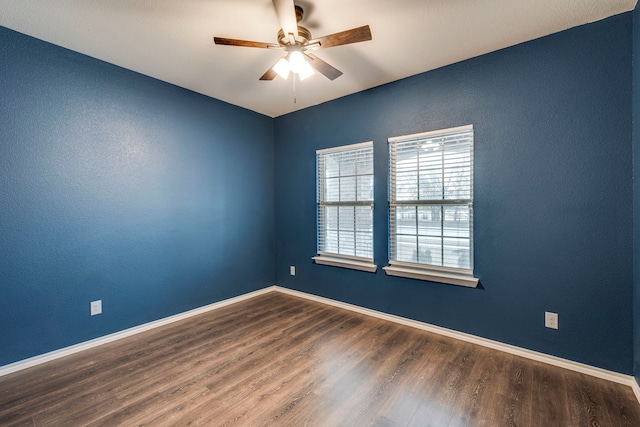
[[0, 286, 275, 378], [632, 377, 640, 404], [272, 286, 640, 398], [2, 283, 638, 407]]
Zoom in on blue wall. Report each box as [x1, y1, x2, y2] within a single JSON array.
[[275, 14, 633, 373], [0, 27, 275, 366], [633, 4, 640, 386]]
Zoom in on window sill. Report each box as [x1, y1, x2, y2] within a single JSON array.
[[383, 264, 478, 288], [312, 255, 378, 273]]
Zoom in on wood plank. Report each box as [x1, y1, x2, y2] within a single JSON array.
[[368, 334, 448, 425], [408, 341, 481, 426], [446, 346, 503, 426], [529, 362, 570, 426], [488, 355, 534, 427], [563, 368, 621, 427], [599, 374, 640, 426]]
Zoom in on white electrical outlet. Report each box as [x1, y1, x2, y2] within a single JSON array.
[[290, 265, 296, 276], [91, 300, 102, 316], [545, 311, 558, 329]]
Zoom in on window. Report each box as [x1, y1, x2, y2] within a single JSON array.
[[383, 125, 478, 287], [313, 142, 377, 272]]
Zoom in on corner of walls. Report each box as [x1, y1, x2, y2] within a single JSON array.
[[271, 118, 279, 285], [633, 2, 640, 387]]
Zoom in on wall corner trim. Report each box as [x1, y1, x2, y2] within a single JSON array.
[[633, 377, 640, 405]]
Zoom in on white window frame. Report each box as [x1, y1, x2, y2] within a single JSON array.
[[383, 125, 478, 287], [313, 141, 377, 273]]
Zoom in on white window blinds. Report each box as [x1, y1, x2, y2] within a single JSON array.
[[388, 125, 473, 273], [315, 142, 375, 270]]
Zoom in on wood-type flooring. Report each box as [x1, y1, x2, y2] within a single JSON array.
[[1, 291, 639, 426]]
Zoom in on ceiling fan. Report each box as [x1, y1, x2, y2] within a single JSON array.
[[213, 0, 372, 82]]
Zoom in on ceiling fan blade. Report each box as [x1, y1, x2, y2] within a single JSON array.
[[214, 37, 277, 49], [272, 0, 299, 40], [259, 65, 278, 81], [305, 53, 343, 80], [311, 25, 372, 49]]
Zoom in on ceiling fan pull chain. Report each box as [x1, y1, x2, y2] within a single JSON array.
[[293, 73, 297, 103]]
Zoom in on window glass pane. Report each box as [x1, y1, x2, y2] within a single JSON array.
[[340, 176, 356, 201], [443, 205, 470, 238], [444, 140, 471, 200], [419, 236, 442, 266], [357, 175, 374, 201], [326, 206, 338, 230], [444, 168, 470, 199], [339, 231, 355, 256], [325, 230, 339, 253], [356, 154, 373, 175], [396, 143, 417, 164], [395, 144, 418, 201], [444, 174, 470, 199], [443, 238, 470, 269], [419, 173, 442, 200], [339, 206, 354, 231], [355, 206, 372, 232], [326, 177, 339, 202], [356, 232, 373, 258], [395, 171, 418, 201], [395, 206, 416, 235], [340, 153, 356, 176], [325, 154, 340, 178], [395, 234, 417, 263], [418, 206, 441, 236], [418, 144, 443, 200]]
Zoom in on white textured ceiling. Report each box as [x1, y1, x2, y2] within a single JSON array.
[[0, 0, 636, 117]]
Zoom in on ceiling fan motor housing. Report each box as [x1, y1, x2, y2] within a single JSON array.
[[277, 26, 312, 46]]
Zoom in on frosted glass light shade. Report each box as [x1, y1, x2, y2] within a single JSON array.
[[288, 51, 305, 74], [298, 61, 315, 80], [273, 57, 290, 79]]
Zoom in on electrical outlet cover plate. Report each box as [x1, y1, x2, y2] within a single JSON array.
[[545, 311, 558, 329], [290, 266, 295, 276], [91, 300, 102, 316]]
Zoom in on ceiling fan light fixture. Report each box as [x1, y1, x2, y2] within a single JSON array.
[[273, 57, 291, 79], [273, 49, 314, 81], [288, 50, 305, 74], [298, 60, 315, 80]]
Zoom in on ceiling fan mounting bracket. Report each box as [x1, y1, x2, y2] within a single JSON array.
[[294, 5, 303, 23]]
